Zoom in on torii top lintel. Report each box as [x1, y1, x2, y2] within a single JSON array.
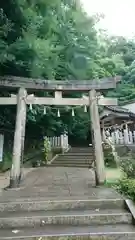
[[0, 76, 121, 91]]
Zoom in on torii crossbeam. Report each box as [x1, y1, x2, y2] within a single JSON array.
[[0, 75, 120, 187]]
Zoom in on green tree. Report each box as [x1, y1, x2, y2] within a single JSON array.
[[1, 0, 135, 147]]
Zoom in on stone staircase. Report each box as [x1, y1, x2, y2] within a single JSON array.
[[0, 197, 135, 239], [0, 151, 135, 239], [49, 147, 95, 168]]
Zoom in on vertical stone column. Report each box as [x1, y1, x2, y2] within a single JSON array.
[[89, 90, 105, 185], [60, 135, 64, 153], [0, 134, 4, 162], [10, 88, 27, 188], [20, 90, 27, 179]]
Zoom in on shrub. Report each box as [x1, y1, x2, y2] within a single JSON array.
[[120, 151, 135, 178], [116, 177, 135, 201], [114, 152, 135, 201], [32, 138, 52, 167]]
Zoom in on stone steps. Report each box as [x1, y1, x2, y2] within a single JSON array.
[[1, 224, 135, 240], [59, 153, 94, 156], [57, 156, 94, 160], [69, 147, 92, 153], [56, 158, 94, 161], [49, 165, 91, 168], [49, 147, 94, 168], [50, 160, 94, 167], [0, 150, 134, 240], [0, 209, 132, 228], [51, 161, 93, 164], [0, 199, 124, 212], [53, 157, 94, 161], [1, 188, 121, 201], [50, 163, 92, 167], [0, 197, 134, 239]]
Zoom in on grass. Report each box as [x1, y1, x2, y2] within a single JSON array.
[[105, 167, 123, 186]]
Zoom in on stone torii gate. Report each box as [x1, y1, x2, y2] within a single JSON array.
[[0, 76, 120, 187]]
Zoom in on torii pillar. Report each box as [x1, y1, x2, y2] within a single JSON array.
[[89, 90, 105, 185], [10, 88, 27, 188]]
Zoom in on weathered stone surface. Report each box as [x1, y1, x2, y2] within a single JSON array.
[[49, 147, 94, 168], [0, 224, 135, 240], [0, 210, 132, 228], [0, 167, 121, 201], [0, 199, 124, 212], [0, 166, 134, 239]]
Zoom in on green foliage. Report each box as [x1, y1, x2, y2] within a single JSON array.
[[115, 152, 135, 201], [120, 152, 135, 178], [1, 0, 135, 145], [0, 0, 102, 143], [116, 178, 135, 201]]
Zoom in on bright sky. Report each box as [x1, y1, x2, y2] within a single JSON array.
[[81, 0, 135, 38]]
